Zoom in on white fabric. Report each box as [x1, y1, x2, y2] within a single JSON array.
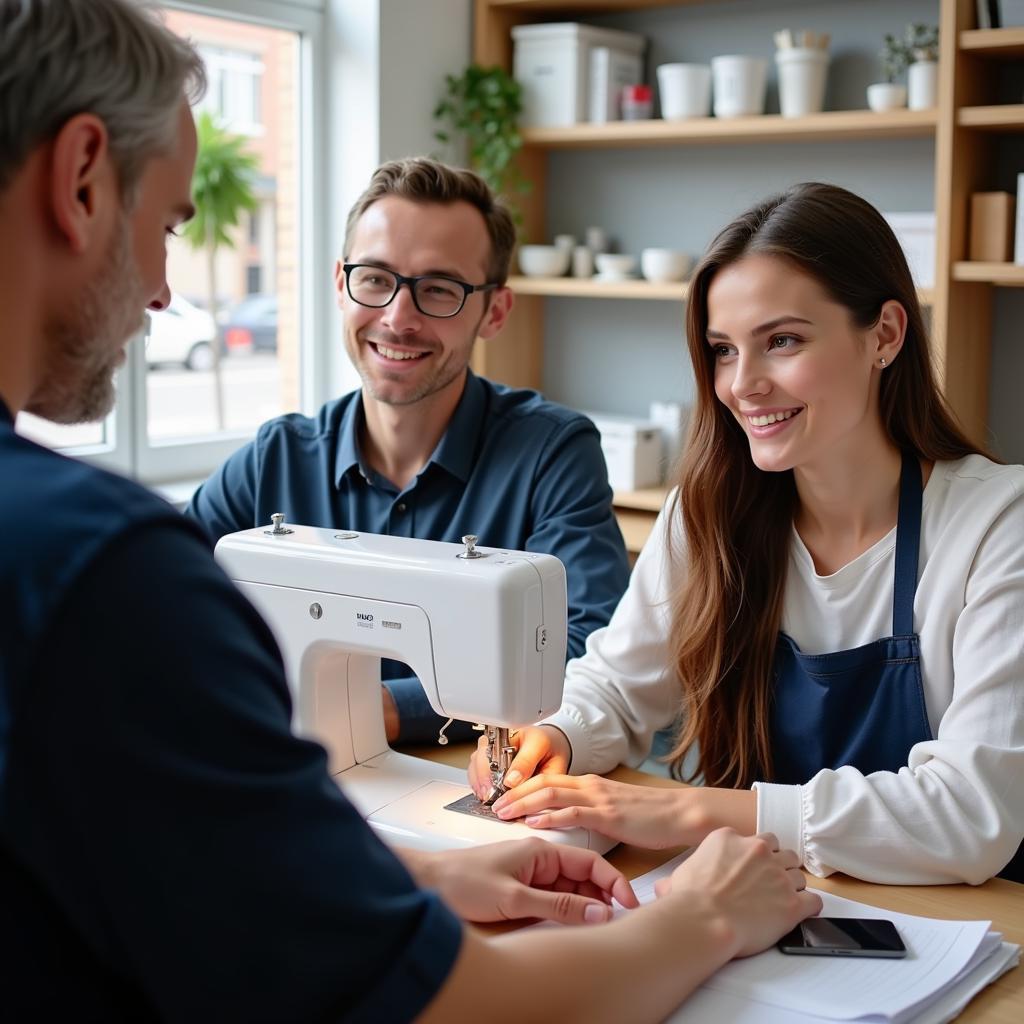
[[544, 455, 1024, 884]]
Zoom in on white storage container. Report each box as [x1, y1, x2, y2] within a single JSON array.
[[882, 212, 936, 289], [586, 412, 663, 491], [512, 22, 646, 128]]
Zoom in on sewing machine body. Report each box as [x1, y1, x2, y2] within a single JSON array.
[[216, 525, 613, 853]]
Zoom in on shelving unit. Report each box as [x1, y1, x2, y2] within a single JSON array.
[[470, 0, 1024, 552]]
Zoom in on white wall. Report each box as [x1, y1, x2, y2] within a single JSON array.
[[325, 0, 471, 396]]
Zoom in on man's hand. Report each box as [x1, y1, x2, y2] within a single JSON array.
[[656, 829, 821, 959], [401, 838, 639, 925], [467, 725, 571, 800], [382, 685, 399, 743]]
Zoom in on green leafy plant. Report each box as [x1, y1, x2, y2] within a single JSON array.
[[182, 110, 258, 428], [880, 33, 909, 83], [880, 23, 939, 82], [905, 23, 939, 63], [433, 64, 527, 213]]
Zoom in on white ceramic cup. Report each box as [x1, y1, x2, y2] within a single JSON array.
[[656, 63, 712, 119], [572, 244, 594, 278], [553, 233, 576, 253], [775, 48, 829, 117], [640, 248, 691, 283], [711, 55, 768, 118]]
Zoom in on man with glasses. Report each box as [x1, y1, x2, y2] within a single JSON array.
[[188, 157, 632, 751]]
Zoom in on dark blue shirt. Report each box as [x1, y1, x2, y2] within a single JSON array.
[[187, 371, 630, 743], [0, 401, 461, 1022]]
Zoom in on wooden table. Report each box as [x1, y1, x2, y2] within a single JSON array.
[[411, 744, 1023, 1022]]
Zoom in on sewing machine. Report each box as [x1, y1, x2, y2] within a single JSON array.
[[215, 518, 613, 853]]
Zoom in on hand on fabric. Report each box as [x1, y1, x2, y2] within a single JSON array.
[[467, 725, 571, 800], [656, 829, 821, 958], [491, 775, 758, 851], [490, 773, 693, 848], [402, 838, 639, 925]]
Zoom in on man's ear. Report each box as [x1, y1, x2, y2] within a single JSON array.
[[49, 113, 114, 254], [477, 285, 514, 340]]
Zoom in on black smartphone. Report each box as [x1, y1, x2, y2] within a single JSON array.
[[777, 917, 907, 958]]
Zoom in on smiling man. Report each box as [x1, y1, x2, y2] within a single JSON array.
[[187, 157, 631, 747]]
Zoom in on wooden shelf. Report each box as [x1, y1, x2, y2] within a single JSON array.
[[488, 0, 702, 9], [952, 262, 1024, 285], [508, 275, 688, 300], [956, 104, 1024, 130], [520, 108, 938, 149], [613, 486, 668, 512], [959, 27, 1024, 56], [510, 275, 934, 306]]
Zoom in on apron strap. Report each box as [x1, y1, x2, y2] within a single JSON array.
[[892, 452, 923, 636]]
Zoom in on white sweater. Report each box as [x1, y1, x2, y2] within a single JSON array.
[[545, 455, 1024, 884]]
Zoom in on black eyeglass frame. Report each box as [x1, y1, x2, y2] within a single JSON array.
[[342, 263, 498, 319]]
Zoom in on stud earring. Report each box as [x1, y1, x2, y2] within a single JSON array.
[[879, 357, 887, 367]]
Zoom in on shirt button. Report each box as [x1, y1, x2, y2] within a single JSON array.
[[396, 502, 407, 513]]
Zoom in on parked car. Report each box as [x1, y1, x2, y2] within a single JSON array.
[[146, 293, 218, 371], [220, 292, 278, 356]]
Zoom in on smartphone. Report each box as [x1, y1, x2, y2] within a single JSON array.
[[777, 917, 907, 958]]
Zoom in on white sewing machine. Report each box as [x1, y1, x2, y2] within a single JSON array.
[[215, 517, 613, 853]]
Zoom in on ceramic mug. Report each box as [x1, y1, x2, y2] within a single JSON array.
[[656, 63, 712, 119], [711, 55, 768, 118]]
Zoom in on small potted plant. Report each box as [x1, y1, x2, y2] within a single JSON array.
[[905, 23, 939, 110], [433, 64, 527, 221], [867, 32, 909, 112]]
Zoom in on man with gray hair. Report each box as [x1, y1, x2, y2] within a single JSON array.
[[0, 2, 819, 1020]]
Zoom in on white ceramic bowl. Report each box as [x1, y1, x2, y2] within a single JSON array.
[[517, 244, 571, 277], [640, 248, 692, 283], [594, 253, 637, 278]]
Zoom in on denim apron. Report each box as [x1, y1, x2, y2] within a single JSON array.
[[770, 453, 1023, 882]]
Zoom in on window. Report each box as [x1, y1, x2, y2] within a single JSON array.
[[197, 45, 265, 136], [17, 0, 328, 487]]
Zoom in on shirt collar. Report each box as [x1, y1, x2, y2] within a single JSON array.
[[427, 369, 485, 483], [333, 370, 486, 489], [0, 395, 13, 426]]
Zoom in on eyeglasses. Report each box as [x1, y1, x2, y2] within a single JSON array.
[[342, 263, 498, 319]]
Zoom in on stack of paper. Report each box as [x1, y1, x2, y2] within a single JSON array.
[[626, 855, 1019, 1024]]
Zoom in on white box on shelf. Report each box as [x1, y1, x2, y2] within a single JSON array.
[[648, 400, 690, 475], [588, 45, 644, 122], [882, 212, 936, 288], [512, 22, 646, 128], [1015, 172, 1024, 265], [585, 412, 663, 490], [998, 1, 1024, 27]]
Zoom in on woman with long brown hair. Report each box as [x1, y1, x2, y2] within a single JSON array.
[[470, 182, 1024, 884]]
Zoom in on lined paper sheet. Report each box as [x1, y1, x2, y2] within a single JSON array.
[[611, 854, 1019, 1024]]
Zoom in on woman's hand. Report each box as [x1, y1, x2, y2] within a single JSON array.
[[403, 838, 639, 925], [657, 829, 821, 958], [467, 725, 572, 800], [491, 774, 695, 849], [491, 775, 758, 851]]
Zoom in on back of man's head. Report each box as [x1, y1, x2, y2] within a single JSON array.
[[0, 0, 205, 201], [343, 157, 517, 285]]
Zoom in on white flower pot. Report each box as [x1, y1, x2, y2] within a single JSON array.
[[867, 82, 907, 112], [775, 47, 829, 117], [907, 60, 938, 110]]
